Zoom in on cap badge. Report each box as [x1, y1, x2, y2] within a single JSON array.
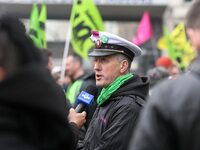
[[100, 35, 109, 44], [95, 39, 102, 48]]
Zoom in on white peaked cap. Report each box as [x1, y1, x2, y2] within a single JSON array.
[[88, 30, 142, 61]]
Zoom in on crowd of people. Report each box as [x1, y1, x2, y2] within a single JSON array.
[[0, 0, 200, 149]]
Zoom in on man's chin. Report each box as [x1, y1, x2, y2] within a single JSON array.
[[96, 82, 109, 88], [96, 82, 104, 88]]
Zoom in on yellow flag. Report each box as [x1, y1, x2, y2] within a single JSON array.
[[157, 37, 167, 50], [163, 26, 176, 61], [170, 22, 196, 70], [70, 0, 104, 60], [182, 42, 197, 68], [170, 22, 187, 50]]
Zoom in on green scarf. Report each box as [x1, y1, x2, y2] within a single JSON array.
[[97, 73, 133, 106]]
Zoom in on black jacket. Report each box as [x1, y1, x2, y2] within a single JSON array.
[[78, 74, 149, 150], [129, 56, 200, 150], [0, 64, 76, 150]]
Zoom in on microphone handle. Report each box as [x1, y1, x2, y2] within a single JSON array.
[[75, 103, 85, 113]]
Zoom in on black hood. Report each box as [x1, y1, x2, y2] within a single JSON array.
[[0, 64, 68, 120], [111, 74, 149, 100]]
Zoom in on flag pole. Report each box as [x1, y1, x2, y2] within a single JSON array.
[[60, 0, 75, 81], [60, 25, 71, 80]]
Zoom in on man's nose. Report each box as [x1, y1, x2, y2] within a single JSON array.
[[93, 61, 100, 70]]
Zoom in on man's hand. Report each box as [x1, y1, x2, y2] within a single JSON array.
[[68, 108, 86, 129]]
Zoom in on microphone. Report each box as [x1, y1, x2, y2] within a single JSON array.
[[75, 85, 98, 113]]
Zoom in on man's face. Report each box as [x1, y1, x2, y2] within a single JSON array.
[[65, 56, 77, 78], [92, 55, 122, 88]]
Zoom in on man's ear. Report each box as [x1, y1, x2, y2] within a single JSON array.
[[0, 67, 6, 81], [120, 60, 129, 73]]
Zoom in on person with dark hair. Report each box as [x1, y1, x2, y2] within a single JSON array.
[[129, 1, 200, 150], [77, 31, 149, 150], [65, 53, 97, 106], [65, 53, 85, 105], [64, 53, 98, 143], [0, 15, 85, 149]]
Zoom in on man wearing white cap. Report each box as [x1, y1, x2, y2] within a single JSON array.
[[77, 31, 149, 150]]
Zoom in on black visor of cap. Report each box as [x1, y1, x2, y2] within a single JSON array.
[[89, 44, 135, 61]]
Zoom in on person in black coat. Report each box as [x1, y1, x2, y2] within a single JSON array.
[[0, 15, 85, 150], [129, 1, 200, 150]]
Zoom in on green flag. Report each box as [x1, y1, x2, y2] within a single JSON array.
[[70, 0, 104, 60], [39, 3, 47, 48], [29, 4, 42, 48]]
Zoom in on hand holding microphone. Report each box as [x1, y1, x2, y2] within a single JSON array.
[[68, 85, 98, 128], [68, 108, 86, 129]]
